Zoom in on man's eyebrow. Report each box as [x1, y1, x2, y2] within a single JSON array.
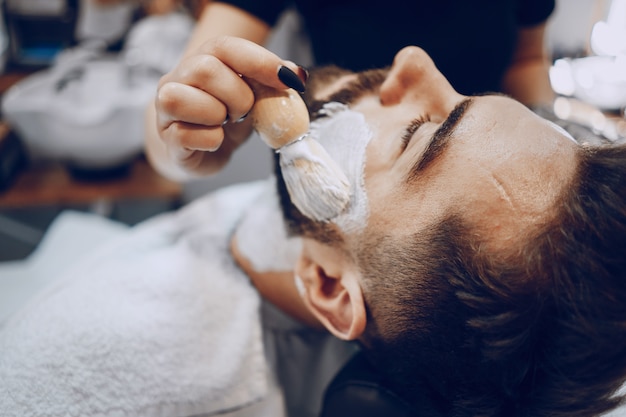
[[407, 98, 473, 183]]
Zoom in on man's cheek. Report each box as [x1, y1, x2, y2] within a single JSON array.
[[311, 104, 373, 234]]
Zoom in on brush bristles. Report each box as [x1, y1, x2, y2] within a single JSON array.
[[279, 137, 351, 221]]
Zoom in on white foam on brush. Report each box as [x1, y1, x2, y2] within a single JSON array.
[[280, 137, 351, 221], [307, 103, 373, 234], [235, 104, 372, 274]]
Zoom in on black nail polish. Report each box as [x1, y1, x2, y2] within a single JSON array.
[[278, 66, 306, 93]]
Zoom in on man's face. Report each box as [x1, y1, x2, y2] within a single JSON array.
[[305, 47, 579, 252]]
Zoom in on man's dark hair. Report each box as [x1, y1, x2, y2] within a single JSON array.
[[276, 140, 626, 416]]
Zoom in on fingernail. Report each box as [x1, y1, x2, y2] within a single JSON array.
[[278, 65, 306, 93], [222, 112, 248, 125], [297, 65, 309, 83], [233, 112, 248, 123]]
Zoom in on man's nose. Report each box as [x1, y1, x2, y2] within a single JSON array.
[[379, 46, 461, 109]]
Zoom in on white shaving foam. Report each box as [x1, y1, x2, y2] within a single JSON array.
[[309, 103, 373, 234], [234, 179, 303, 273]]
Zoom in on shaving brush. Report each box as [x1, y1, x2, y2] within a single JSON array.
[[249, 81, 350, 221]]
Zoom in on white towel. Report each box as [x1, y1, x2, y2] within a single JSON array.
[[0, 210, 129, 325], [0, 180, 272, 417]]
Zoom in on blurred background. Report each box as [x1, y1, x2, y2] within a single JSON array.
[[0, 0, 624, 261]]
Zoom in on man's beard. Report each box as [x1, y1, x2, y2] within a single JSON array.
[[273, 65, 387, 243]]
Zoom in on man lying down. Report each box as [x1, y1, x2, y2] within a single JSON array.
[[1, 46, 626, 417]]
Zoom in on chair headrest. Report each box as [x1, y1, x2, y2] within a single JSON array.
[[319, 352, 422, 417]]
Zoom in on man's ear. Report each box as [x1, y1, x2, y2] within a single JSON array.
[[296, 240, 366, 340]]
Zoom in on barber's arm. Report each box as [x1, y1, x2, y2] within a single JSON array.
[[500, 22, 555, 107], [144, 3, 294, 180]]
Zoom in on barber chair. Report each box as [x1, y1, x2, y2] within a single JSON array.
[[319, 352, 425, 417]]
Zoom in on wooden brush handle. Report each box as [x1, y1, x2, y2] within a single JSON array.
[[248, 81, 310, 149]]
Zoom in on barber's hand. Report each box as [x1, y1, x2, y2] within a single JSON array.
[[153, 36, 306, 177]]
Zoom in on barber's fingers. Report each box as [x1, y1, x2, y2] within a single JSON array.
[[195, 36, 305, 91], [165, 124, 247, 176], [156, 80, 229, 153], [157, 81, 228, 128], [156, 36, 305, 133], [158, 54, 254, 123], [160, 110, 252, 156], [153, 35, 306, 170], [161, 120, 225, 153]]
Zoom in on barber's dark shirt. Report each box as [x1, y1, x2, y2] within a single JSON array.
[[218, 0, 554, 96]]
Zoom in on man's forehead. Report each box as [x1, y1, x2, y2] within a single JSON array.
[[456, 96, 578, 158], [443, 97, 579, 247]]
